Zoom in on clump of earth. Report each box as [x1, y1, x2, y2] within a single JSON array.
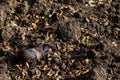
[[0, 0, 120, 80]]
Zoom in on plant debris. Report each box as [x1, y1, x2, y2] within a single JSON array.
[[0, 0, 120, 80]]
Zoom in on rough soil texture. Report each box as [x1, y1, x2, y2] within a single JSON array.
[[0, 0, 120, 80]]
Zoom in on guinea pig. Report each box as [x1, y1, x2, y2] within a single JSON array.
[[22, 43, 51, 62]]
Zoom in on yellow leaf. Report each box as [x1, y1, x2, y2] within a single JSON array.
[[32, 23, 37, 29], [0, 25, 3, 30], [34, 19, 39, 24]]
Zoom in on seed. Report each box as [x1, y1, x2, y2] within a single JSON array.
[[84, 58, 90, 64], [89, 0, 96, 7]]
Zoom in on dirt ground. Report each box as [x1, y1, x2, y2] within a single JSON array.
[[0, 0, 120, 80]]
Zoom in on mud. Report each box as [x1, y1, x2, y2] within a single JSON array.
[[0, 0, 120, 80]]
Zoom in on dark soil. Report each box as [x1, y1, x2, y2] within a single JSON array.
[[0, 0, 120, 80]]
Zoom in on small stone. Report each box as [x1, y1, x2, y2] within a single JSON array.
[[62, 63, 66, 70]]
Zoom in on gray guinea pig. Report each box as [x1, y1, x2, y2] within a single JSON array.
[[23, 43, 51, 61]]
